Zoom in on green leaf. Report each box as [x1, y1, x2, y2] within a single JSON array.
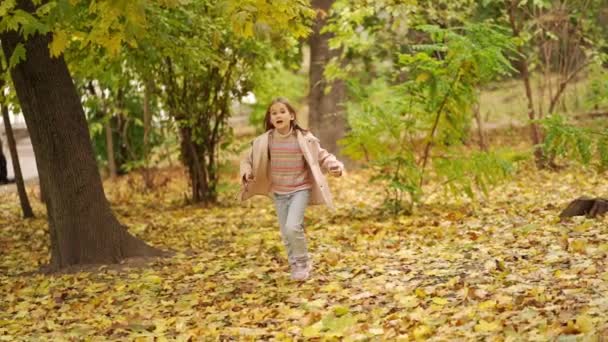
[[8, 43, 26, 68], [0, 0, 16, 17]]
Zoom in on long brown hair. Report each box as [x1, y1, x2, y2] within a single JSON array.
[[263, 97, 307, 132]]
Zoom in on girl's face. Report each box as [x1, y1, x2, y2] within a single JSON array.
[[269, 102, 294, 133]]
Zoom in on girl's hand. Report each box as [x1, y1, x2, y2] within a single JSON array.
[[242, 173, 255, 191], [329, 165, 342, 177], [243, 172, 255, 184]]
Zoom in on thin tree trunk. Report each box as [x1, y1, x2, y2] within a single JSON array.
[[508, 1, 545, 168], [548, 62, 590, 115], [419, 69, 462, 187], [308, 0, 347, 156], [473, 103, 488, 152], [104, 117, 117, 179], [1, 104, 34, 218], [0, 137, 7, 183], [144, 84, 152, 154], [179, 126, 208, 204], [1, 0, 164, 271], [142, 81, 153, 189]]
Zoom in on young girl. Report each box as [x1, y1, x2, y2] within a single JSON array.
[[240, 98, 344, 281]]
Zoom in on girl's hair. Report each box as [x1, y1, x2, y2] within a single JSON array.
[[263, 97, 307, 132]]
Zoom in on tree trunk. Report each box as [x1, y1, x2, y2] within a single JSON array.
[[104, 117, 117, 179], [308, 0, 347, 156], [179, 126, 214, 204], [1, 104, 34, 218], [1, 0, 164, 270], [142, 81, 153, 189], [507, 1, 546, 168], [143, 82, 152, 155], [473, 103, 488, 152], [0, 136, 7, 183]]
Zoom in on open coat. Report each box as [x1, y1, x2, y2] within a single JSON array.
[[240, 129, 343, 210]]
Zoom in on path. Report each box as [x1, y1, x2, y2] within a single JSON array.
[[0, 125, 38, 194]]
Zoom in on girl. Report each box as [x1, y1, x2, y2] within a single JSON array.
[[240, 98, 344, 281]]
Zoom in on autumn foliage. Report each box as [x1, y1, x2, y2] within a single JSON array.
[[1, 163, 607, 339]]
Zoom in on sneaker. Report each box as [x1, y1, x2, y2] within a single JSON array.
[[291, 259, 312, 281]]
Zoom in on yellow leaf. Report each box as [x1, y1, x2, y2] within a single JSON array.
[[571, 239, 587, 254], [105, 34, 122, 56], [573, 222, 592, 233], [431, 297, 448, 305], [416, 72, 430, 83], [321, 282, 342, 293], [49, 30, 68, 57], [333, 306, 349, 317], [478, 300, 497, 310], [474, 320, 502, 332], [413, 324, 433, 340], [396, 295, 419, 308], [142, 275, 163, 284], [415, 288, 427, 298], [576, 314, 594, 333], [325, 252, 340, 266]]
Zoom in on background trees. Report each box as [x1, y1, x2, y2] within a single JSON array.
[[308, 0, 347, 156], [0, 0, 313, 270], [0, 0, 606, 270]]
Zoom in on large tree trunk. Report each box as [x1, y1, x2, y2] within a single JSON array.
[[1, 0, 164, 270], [308, 0, 347, 156], [1, 104, 34, 218]]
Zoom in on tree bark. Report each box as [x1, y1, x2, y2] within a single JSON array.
[[473, 103, 488, 152], [508, 1, 546, 169], [0, 136, 8, 183], [1, 104, 34, 218], [104, 117, 117, 179], [139, 81, 152, 189], [179, 126, 213, 204], [1, 0, 164, 270], [308, 0, 347, 156]]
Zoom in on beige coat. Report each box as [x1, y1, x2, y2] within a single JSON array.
[[240, 129, 344, 210]]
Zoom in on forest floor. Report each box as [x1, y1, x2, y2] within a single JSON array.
[[1, 154, 607, 340]]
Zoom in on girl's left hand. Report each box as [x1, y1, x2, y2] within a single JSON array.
[[329, 164, 342, 177]]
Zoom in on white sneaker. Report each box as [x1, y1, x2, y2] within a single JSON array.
[[291, 259, 312, 281]]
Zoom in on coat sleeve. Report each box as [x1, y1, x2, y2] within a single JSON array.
[[317, 141, 344, 174], [240, 143, 253, 181]]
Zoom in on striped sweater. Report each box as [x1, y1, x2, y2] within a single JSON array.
[[269, 130, 312, 194]]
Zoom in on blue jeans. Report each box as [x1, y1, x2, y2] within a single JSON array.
[[274, 189, 310, 265]]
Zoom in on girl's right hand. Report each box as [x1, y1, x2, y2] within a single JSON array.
[[243, 172, 255, 184]]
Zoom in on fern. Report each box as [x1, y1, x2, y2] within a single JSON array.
[[434, 150, 517, 199], [541, 114, 608, 171], [340, 23, 518, 213]]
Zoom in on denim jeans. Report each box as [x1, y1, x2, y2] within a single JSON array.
[[274, 189, 310, 265]]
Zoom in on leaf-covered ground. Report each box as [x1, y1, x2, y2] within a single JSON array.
[[1, 164, 607, 341]]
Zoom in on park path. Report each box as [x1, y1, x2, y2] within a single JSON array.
[[0, 125, 38, 194]]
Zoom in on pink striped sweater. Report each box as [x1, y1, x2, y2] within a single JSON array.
[[269, 130, 312, 194]]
